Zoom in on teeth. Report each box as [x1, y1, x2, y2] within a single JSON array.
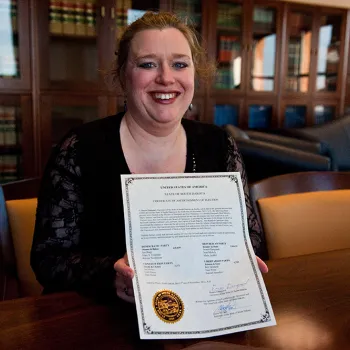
[[154, 93, 176, 100]]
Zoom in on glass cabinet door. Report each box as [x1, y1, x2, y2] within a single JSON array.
[[172, 0, 202, 31], [314, 104, 335, 124], [48, 0, 99, 87], [0, 96, 33, 183], [248, 104, 273, 129], [0, 103, 21, 183], [214, 104, 239, 126], [51, 104, 98, 146], [215, 2, 244, 90], [284, 105, 307, 128], [285, 10, 314, 93], [315, 13, 343, 93], [0, 1, 30, 88], [250, 6, 277, 92]]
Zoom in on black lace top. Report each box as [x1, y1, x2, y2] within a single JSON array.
[[31, 114, 266, 299]]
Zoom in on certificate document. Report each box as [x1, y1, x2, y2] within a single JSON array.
[[121, 172, 276, 339]]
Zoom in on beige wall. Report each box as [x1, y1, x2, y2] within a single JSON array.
[[280, 0, 350, 9]]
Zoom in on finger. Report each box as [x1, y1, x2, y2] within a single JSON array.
[[116, 288, 135, 303], [125, 278, 134, 290], [114, 254, 134, 278], [256, 256, 269, 273], [115, 277, 126, 289], [115, 277, 134, 296], [125, 286, 134, 297]]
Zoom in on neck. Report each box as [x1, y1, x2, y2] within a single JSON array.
[[123, 112, 183, 151]]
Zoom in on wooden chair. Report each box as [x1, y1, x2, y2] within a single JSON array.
[[0, 178, 42, 300], [250, 172, 350, 259]]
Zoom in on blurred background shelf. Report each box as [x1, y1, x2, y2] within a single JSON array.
[[0, 0, 349, 183]]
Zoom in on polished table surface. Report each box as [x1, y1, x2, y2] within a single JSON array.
[[0, 249, 349, 350]]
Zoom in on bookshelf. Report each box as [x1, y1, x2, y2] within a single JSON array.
[[0, 0, 349, 182], [215, 2, 243, 91]]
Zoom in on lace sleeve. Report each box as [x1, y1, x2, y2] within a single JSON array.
[[31, 133, 116, 298], [226, 134, 267, 259]]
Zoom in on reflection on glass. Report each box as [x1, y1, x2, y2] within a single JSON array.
[[115, 0, 161, 41], [248, 105, 272, 128], [316, 15, 342, 92], [49, 0, 98, 82], [251, 7, 276, 91], [0, 0, 19, 78], [286, 12, 312, 92], [0, 104, 21, 183], [215, 3, 242, 90], [51, 105, 98, 145], [284, 105, 306, 128], [314, 105, 335, 124], [214, 105, 239, 126], [173, 0, 201, 28]]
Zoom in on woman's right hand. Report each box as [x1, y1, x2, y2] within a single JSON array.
[[114, 253, 135, 303]]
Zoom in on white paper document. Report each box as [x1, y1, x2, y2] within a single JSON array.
[[121, 173, 276, 339]]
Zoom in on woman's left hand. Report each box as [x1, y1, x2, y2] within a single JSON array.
[[256, 256, 268, 273]]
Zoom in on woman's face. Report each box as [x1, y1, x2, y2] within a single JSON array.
[[125, 28, 195, 128]]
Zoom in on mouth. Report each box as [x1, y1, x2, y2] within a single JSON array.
[[150, 92, 180, 104]]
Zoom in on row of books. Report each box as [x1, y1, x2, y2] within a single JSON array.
[[49, 0, 96, 36], [0, 155, 19, 183], [174, 0, 201, 27], [253, 8, 274, 25], [0, 104, 21, 183], [0, 0, 17, 32], [218, 36, 240, 63], [215, 68, 237, 90], [217, 3, 241, 29], [0, 106, 19, 146]]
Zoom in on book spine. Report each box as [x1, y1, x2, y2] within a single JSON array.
[[218, 36, 224, 62], [2, 155, 18, 182], [4, 106, 17, 146], [75, 0, 86, 35], [49, 0, 63, 34], [116, 0, 124, 41], [62, 0, 75, 35], [85, 0, 96, 36]]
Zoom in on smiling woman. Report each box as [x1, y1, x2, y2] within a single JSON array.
[[30, 12, 268, 304]]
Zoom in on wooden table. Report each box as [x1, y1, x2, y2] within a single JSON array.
[[0, 249, 349, 350]]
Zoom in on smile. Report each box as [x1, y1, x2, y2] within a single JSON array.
[[150, 92, 180, 104]]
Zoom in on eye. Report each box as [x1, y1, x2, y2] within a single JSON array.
[[138, 62, 157, 69], [173, 62, 188, 69]]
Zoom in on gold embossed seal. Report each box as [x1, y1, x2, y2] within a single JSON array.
[[153, 290, 184, 323]]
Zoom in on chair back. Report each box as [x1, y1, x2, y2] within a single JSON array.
[[0, 178, 42, 300], [250, 172, 350, 259]]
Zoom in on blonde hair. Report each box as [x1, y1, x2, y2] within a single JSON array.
[[113, 11, 215, 90]]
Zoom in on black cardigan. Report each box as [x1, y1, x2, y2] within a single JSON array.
[[31, 113, 266, 300]]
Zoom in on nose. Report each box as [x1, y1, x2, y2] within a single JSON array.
[[156, 64, 175, 85]]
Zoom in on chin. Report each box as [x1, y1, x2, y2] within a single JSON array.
[[150, 108, 185, 125]]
